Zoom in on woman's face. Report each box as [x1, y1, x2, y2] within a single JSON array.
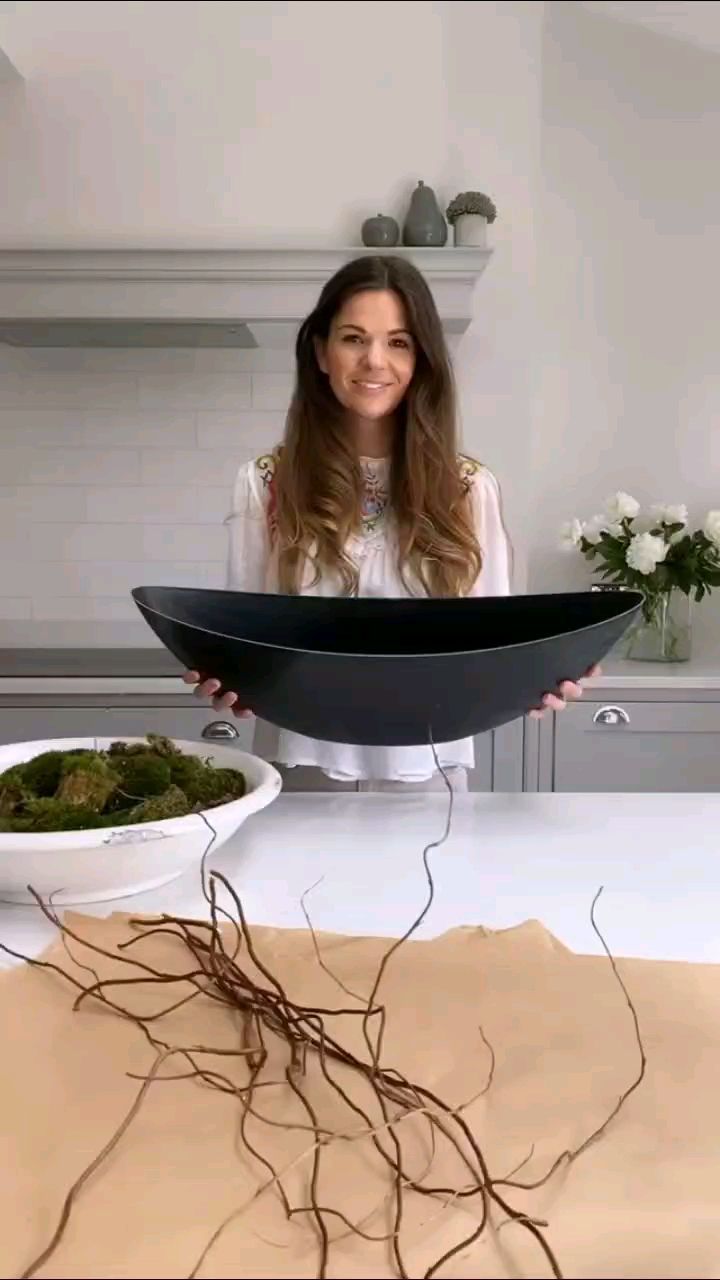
[[315, 288, 416, 423]]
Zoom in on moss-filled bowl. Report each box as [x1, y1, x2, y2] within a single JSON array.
[[0, 736, 281, 906]]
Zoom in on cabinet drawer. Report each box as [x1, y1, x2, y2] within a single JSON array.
[[0, 707, 255, 752], [552, 700, 720, 793]]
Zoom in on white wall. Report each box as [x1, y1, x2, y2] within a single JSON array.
[[0, 0, 543, 643], [2, 2, 717, 651], [530, 2, 720, 650], [442, 2, 541, 592], [0, 1, 450, 250]]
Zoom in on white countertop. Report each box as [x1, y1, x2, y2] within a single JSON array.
[[3, 664, 720, 695], [1, 614, 719, 692], [2, 792, 719, 970], [1, 650, 719, 694]]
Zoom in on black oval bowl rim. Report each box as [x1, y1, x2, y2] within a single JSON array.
[[131, 586, 644, 661]]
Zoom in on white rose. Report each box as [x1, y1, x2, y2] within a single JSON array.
[[703, 510, 720, 547], [560, 518, 584, 551], [625, 532, 668, 576], [650, 503, 688, 527], [605, 491, 640, 522]]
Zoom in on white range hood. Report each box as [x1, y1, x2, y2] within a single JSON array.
[[0, 246, 492, 348]]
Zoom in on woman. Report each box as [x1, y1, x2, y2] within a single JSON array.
[[185, 254, 596, 791]]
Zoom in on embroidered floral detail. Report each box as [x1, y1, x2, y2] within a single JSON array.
[[256, 452, 277, 489], [360, 460, 390, 538], [256, 450, 480, 543], [256, 448, 282, 535], [458, 453, 482, 496]]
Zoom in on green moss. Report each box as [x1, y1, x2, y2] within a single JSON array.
[[168, 753, 206, 790], [10, 798, 107, 832], [115, 755, 172, 800], [56, 755, 119, 810], [0, 735, 248, 833], [145, 733, 180, 757], [108, 741, 152, 758], [127, 785, 189, 823], [60, 751, 107, 775], [20, 750, 66, 797], [0, 766, 30, 816], [168, 755, 245, 806], [0, 765, 25, 788], [193, 767, 246, 808]]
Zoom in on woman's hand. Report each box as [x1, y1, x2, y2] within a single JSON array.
[[527, 663, 602, 720], [182, 670, 253, 718]]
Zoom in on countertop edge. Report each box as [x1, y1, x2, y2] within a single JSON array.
[[0, 677, 191, 695], [2, 673, 720, 695]]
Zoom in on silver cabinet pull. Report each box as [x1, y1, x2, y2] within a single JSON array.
[[593, 705, 630, 726], [201, 720, 239, 741]]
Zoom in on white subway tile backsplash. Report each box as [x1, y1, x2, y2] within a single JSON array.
[[32, 596, 146, 622], [0, 370, 139, 409], [252, 372, 294, 409], [195, 487, 233, 522], [0, 561, 41, 595], [142, 525, 227, 561], [0, 410, 86, 448], [196, 410, 284, 451], [0, 486, 89, 522], [85, 486, 227, 524], [140, 448, 242, 487], [25, 525, 142, 562], [0, 448, 141, 486], [0, 345, 293, 636], [16, 523, 227, 562], [0, 560, 225, 598], [137, 370, 252, 409], [82, 410, 197, 449], [0, 598, 32, 620]]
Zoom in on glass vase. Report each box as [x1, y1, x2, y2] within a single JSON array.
[[621, 589, 692, 663]]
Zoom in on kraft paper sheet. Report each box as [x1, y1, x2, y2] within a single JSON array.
[[1, 908, 719, 1279]]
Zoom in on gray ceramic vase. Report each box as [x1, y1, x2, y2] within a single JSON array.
[[361, 213, 400, 247], [402, 180, 447, 247]]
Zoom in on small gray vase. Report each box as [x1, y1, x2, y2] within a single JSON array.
[[402, 180, 447, 247]]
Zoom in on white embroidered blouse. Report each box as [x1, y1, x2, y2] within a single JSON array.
[[224, 451, 512, 782]]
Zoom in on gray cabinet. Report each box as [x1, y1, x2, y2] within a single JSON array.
[[0, 697, 255, 753], [531, 689, 720, 793], [0, 695, 524, 793], [477, 717, 524, 792], [2, 687, 719, 794]]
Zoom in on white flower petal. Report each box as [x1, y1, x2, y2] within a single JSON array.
[[582, 514, 607, 545], [650, 503, 688, 527], [625, 532, 667, 575], [559, 517, 584, 550], [605, 490, 640, 522], [703, 510, 720, 547]]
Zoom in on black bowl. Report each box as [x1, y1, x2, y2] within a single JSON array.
[[131, 586, 643, 747]]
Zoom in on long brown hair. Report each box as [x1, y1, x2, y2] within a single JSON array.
[[273, 254, 483, 597]]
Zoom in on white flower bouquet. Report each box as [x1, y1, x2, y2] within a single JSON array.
[[561, 493, 720, 660]]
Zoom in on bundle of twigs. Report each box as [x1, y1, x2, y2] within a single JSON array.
[[0, 785, 646, 1280]]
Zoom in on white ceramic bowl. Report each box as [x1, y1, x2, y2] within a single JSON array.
[[0, 736, 282, 905]]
